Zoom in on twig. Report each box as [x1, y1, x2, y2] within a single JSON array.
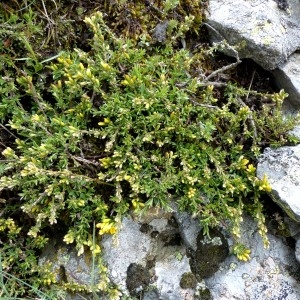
[[0, 123, 18, 139], [70, 155, 99, 166], [190, 99, 220, 110], [203, 22, 226, 42], [197, 81, 228, 88], [205, 59, 241, 81], [246, 69, 256, 101], [202, 23, 242, 82]]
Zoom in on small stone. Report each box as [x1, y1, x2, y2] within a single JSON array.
[[152, 21, 169, 43]]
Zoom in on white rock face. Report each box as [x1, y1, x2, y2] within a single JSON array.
[[206, 0, 300, 70], [102, 215, 195, 299], [206, 215, 300, 300], [257, 145, 300, 221], [101, 217, 153, 292], [39, 211, 300, 299], [273, 52, 300, 108]]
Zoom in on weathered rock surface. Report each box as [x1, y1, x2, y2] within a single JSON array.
[[273, 52, 300, 108], [40, 209, 300, 299], [102, 213, 196, 299], [257, 144, 300, 222], [206, 215, 300, 300], [101, 217, 153, 295], [39, 237, 101, 300], [206, 0, 300, 71]]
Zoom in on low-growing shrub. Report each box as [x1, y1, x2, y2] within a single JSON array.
[[0, 4, 298, 298]]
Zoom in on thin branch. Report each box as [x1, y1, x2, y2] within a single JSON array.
[[205, 59, 241, 81], [190, 99, 220, 110], [246, 69, 256, 101], [197, 81, 228, 88], [70, 155, 99, 167], [203, 22, 226, 42], [202, 23, 242, 82], [0, 123, 18, 139]]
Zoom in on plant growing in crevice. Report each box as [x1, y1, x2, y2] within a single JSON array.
[[0, 3, 299, 299]]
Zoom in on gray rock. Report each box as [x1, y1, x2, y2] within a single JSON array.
[[152, 21, 169, 43], [102, 215, 195, 299], [101, 217, 152, 294], [284, 215, 300, 237], [206, 0, 300, 70], [273, 52, 300, 108], [205, 215, 300, 300], [173, 209, 202, 251], [154, 250, 194, 300], [257, 145, 300, 221], [289, 123, 300, 139], [295, 239, 300, 263], [39, 210, 300, 299], [39, 238, 103, 299]]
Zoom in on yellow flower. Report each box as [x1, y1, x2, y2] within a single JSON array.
[[91, 244, 101, 254], [77, 199, 85, 206], [63, 232, 75, 244], [233, 243, 251, 261], [98, 118, 111, 126], [207, 85, 214, 92], [132, 199, 145, 210], [101, 62, 111, 71], [237, 156, 249, 170], [99, 157, 111, 168], [31, 114, 42, 123], [187, 187, 196, 198], [246, 164, 256, 174], [96, 218, 117, 235], [237, 249, 251, 261], [121, 74, 137, 86], [2, 147, 15, 158], [258, 174, 272, 192]]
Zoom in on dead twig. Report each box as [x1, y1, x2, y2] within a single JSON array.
[[0, 123, 18, 140], [190, 99, 220, 110], [202, 23, 242, 82]]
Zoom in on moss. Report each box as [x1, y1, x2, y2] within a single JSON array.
[[190, 228, 229, 279], [180, 272, 197, 289], [126, 263, 151, 298], [195, 287, 212, 300]]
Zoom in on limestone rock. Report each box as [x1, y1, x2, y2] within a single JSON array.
[[273, 52, 300, 108], [205, 215, 300, 299], [39, 210, 300, 299], [173, 209, 202, 251], [206, 0, 300, 70], [257, 145, 300, 221], [39, 238, 103, 300], [101, 217, 152, 294], [102, 215, 195, 299]]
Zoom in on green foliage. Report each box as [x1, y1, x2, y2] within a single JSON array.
[[101, 0, 206, 39], [0, 1, 299, 298]]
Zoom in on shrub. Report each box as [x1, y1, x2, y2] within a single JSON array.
[[0, 5, 298, 298]]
